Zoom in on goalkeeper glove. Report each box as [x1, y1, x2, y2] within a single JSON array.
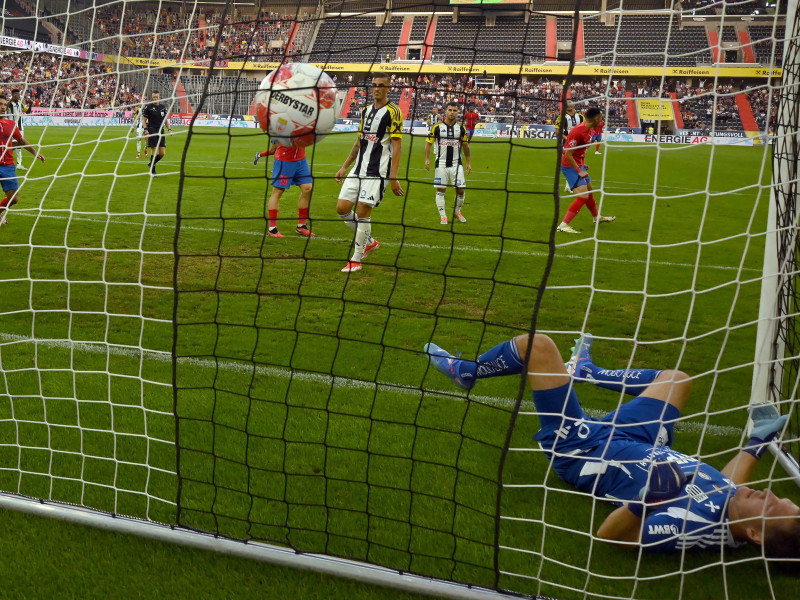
[[627, 460, 687, 518], [743, 403, 789, 460]]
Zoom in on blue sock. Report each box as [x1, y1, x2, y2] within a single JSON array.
[[455, 339, 525, 383], [577, 361, 661, 396]]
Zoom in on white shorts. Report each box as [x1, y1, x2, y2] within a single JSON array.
[[339, 175, 387, 207], [434, 165, 467, 188], [137, 127, 145, 137]]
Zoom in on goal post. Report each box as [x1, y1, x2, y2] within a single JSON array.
[[752, 0, 800, 484]]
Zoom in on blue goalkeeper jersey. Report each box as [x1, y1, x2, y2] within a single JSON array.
[[637, 448, 745, 552]]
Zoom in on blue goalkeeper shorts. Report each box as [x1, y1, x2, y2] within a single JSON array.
[[561, 165, 590, 191], [532, 383, 680, 499], [271, 158, 312, 189]]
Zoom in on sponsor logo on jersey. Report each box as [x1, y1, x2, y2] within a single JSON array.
[[440, 140, 460, 146], [648, 524, 679, 536], [361, 133, 379, 143]]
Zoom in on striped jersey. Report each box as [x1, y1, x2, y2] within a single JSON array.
[[132, 107, 144, 128], [351, 102, 402, 178], [556, 111, 584, 136], [0, 118, 22, 166], [8, 99, 26, 128], [426, 121, 468, 169]]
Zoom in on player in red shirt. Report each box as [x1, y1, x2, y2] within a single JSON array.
[[0, 94, 45, 227], [254, 140, 315, 237], [591, 119, 604, 154], [463, 106, 480, 142], [557, 107, 614, 234]]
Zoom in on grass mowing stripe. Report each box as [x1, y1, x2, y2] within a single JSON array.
[[0, 332, 741, 439], [6, 210, 757, 273]]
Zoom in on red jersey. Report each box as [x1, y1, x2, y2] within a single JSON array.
[[464, 111, 480, 129], [0, 118, 22, 166], [561, 122, 592, 168], [273, 145, 306, 162], [591, 121, 605, 136]]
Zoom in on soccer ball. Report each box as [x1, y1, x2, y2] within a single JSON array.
[[254, 62, 339, 148]]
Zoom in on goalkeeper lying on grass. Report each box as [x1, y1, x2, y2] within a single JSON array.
[[424, 333, 799, 565]]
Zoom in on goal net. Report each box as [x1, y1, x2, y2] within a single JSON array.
[[0, 0, 798, 598]]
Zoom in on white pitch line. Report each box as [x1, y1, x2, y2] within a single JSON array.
[[0, 332, 743, 438], [7, 210, 760, 273]]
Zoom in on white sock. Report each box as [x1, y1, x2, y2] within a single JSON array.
[[351, 217, 371, 262], [435, 191, 446, 218], [136, 139, 141, 154], [455, 193, 465, 214], [339, 210, 358, 234]]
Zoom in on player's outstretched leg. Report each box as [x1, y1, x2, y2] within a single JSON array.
[[424, 338, 525, 390], [566, 332, 665, 396]]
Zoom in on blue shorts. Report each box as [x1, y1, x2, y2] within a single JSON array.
[[590, 135, 602, 142], [561, 165, 590, 191], [271, 158, 312, 189], [532, 383, 681, 500], [0, 164, 19, 192], [467, 128, 475, 137]]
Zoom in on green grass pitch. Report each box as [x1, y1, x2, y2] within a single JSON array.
[[0, 125, 795, 599]]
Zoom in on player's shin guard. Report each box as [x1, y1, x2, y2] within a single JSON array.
[[563, 197, 585, 224], [298, 207, 309, 227], [435, 191, 446, 219], [577, 361, 662, 396], [268, 209, 278, 229], [339, 210, 358, 233], [584, 194, 599, 218], [455, 193, 465, 214], [451, 339, 525, 385], [351, 217, 371, 262]]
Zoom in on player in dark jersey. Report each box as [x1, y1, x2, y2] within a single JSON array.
[[0, 94, 45, 226], [557, 107, 615, 234], [254, 140, 315, 238], [142, 91, 172, 176], [423, 331, 800, 561]]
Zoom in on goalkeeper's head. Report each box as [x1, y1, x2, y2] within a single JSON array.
[[764, 515, 800, 573], [730, 486, 800, 572]]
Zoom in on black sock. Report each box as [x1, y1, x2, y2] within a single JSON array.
[[154, 154, 163, 165]]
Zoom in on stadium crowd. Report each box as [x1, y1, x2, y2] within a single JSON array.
[[83, 4, 307, 62], [0, 53, 140, 109]]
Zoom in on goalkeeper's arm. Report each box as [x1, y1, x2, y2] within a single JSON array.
[[596, 506, 642, 545], [721, 403, 789, 484]]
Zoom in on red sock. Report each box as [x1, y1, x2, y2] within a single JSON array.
[[584, 194, 598, 217], [563, 197, 585, 224], [0, 197, 9, 209], [596, 144, 600, 151], [268, 209, 278, 229], [298, 207, 309, 227]]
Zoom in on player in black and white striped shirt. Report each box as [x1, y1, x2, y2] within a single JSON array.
[[424, 101, 471, 225], [335, 72, 404, 273], [556, 101, 586, 192], [8, 90, 30, 170]]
